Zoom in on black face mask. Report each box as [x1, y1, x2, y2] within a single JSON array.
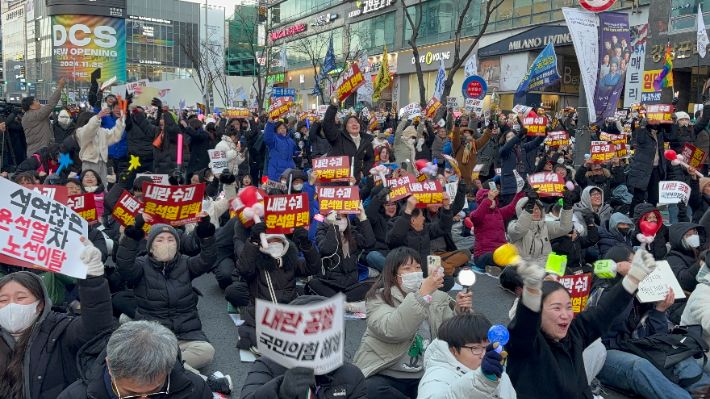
[[589, 174, 606, 184], [617, 227, 630, 236]]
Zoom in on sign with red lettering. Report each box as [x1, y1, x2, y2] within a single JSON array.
[[558, 273, 591, 316], [112, 190, 151, 233], [208, 149, 229, 174], [681, 143, 708, 168], [256, 293, 344, 374], [523, 116, 548, 136], [264, 193, 310, 234], [67, 193, 98, 225], [317, 186, 361, 215], [142, 183, 206, 226], [590, 141, 615, 163], [268, 97, 291, 119], [527, 172, 565, 197], [335, 63, 366, 102], [0, 179, 89, 278], [270, 23, 307, 41], [659, 181, 691, 204], [136, 174, 169, 185], [599, 131, 627, 145], [425, 97, 442, 119], [544, 131, 570, 147], [313, 156, 351, 183], [644, 104, 675, 124], [26, 185, 68, 204]]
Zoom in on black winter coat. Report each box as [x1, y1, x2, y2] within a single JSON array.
[[316, 220, 375, 290], [309, 120, 331, 159], [665, 222, 706, 294], [116, 235, 217, 341], [61, 135, 83, 174], [128, 111, 157, 162], [0, 272, 113, 399], [386, 208, 453, 275], [366, 185, 397, 252], [574, 164, 626, 201], [186, 127, 211, 174], [321, 105, 375, 182], [241, 357, 367, 399], [626, 126, 675, 189], [550, 224, 599, 275], [6, 112, 27, 165], [53, 121, 75, 144]]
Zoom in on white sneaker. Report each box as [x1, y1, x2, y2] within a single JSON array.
[[367, 267, 380, 279], [345, 301, 366, 314]]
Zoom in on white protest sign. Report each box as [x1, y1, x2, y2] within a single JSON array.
[[125, 79, 149, 95], [658, 181, 691, 205], [208, 149, 229, 174], [403, 102, 422, 119], [0, 179, 89, 278], [446, 97, 459, 108], [636, 260, 686, 303], [514, 170, 525, 193], [256, 294, 344, 375], [465, 98, 484, 114], [318, 105, 328, 118], [136, 173, 169, 185]]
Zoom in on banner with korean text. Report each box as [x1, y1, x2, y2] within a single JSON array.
[[142, 183, 205, 226], [318, 186, 361, 214], [264, 193, 310, 234]]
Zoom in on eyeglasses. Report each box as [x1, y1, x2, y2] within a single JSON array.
[[112, 375, 170, 399], [461, 345, 486, 356]]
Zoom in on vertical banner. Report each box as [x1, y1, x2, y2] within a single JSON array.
[[52, 15, 126, 82], [623, 24, 648, 107], [563, 8, 598, 122], [593, 12, 630, 125]]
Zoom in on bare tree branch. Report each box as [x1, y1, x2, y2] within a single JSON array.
[[403, 0, 426, 108]]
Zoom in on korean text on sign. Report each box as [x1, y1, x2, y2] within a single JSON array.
[[313, 156, 351, 183], [558, 273, 591, 316], [681, 143, 708, 168], [335, 63, 366, 102], [658, 181, 691, 205], [223, 108, 251, 118], [599, 131, 627, 145], [256, 293, 344, 375], [644, 104, 675, 124], [0, 178, 89, 279], [142, 183, 206, 226], [409, 180, 444, 208], [425, 97, 442, 119], [264, 193, 310, 234], [523, 116, 548, 136], [527, 172, 565, 197], [67, 193, 98, 225], [544, 132, 570, 147], [318, 186, 361, 215], [268, 97, 291, 119], [136, 174, 169, 185], [27, 185, 69, 204], [112, 190, 151, 233], [387, 174, 417, 202], [208, 149, 229, 174], [615, 143, 630, 159], [590, 141, 615, 163]]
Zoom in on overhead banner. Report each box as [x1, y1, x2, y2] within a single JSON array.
[[563, 8, 598, 122], [593, 12, 630, 125], [623, 24, 648, 107], [515, 42, 561, 97], [52, 15, 126, 82]]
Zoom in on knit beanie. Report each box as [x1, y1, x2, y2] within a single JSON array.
[[146, 224, 180, 250]]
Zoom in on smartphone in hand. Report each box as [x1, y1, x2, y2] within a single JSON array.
[[428, 255, 443, 276], [488, 181, 497, 191]]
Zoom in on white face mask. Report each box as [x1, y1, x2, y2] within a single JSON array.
[[680, 120, 690, 128], [292, 183, 303, 191], [152, 242, 177, 262], [58, 116, 70, 125], [336, 218, 348, 231], [0, 300, 40, 334], [398, 272, 423, 294], [407, 138, 416, 145], [266, 241, 284, 258], [685, 234, 700, 248]]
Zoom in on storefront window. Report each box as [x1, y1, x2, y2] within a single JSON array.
[[269, 0, 340, 26], [285, 28, 343, 71], [350, 12, 396, 55]]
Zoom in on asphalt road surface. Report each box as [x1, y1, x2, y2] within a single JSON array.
[[192, 270, 635, 398]]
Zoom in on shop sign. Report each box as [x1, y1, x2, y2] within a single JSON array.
[[478, 26, 572, 57], [349, 0, 396, 18], [651, 40, 701, 62], [641, 70, 661, 103], [311, 13, 337, 26], [412, 51, 451, 65], [270, 24, 306, 41]]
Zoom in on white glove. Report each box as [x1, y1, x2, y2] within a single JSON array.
[[357, 201, 367, 222], [627, 248, 656, 283], [79, 237, 104, 277], [326, 211, 338, 224], [106, 174, 117, 184], [516, 261, 546, 291]]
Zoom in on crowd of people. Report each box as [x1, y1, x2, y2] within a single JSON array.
[[3, 81, 710, 399]]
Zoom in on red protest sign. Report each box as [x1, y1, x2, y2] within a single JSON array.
[[313, 156, 351, 183], [335, 63, 366, 102], [264, 193, 310, 234], [523, 116, 548, 136], [112, 190, 151, 233], [67, 193, 98, 225], [599, 131, 627, 145], [142, 183, 206, 226], [223, 108, 251, 118], [387, 174, 417, 201], [615, 143, 630, 159], [682, 143, 708, 168], [425, 97, 442, 119], [590, 141, 615, 163], [644, 104, 675, 124], [409, 180, 444, 208], [544, 132, 570, 147], [268, 97, 291, 119], [318, 185, 360, 214], [527, 172, 565, 197], [26, 185, 68, 205], [558, 273, 591, 316]]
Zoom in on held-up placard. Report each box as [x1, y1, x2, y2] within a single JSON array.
[[636, 260, 686, 303], [558, 273, 591, 317], [268, 97, 291, 119], [318, 186, 361, 215], [313, 156, 351, 183], [403, 102, 422, 119], [599, 131, 627, 145], [590, 141, 615, 163], [208, 149, 229, 174], [425, 97, 442, 119], [223, 108, 251, 118], [544, 132, 570, 147], [264, 193, 310, 234], [67, 193, 98, 225], [0, 179, 89, 278], [112, 190, 152, 233], [387, 174, 417, 202], [256, 293, 344, 375], [681, 143, 708, 168], [645, 104, 675, 124], [471, 164, 484, 180], [658, 181, 691, 205], [409, 180, 444, 208], [527, 172, 565, 197], [142, 183, 206, 226], [615, 143, 630, 158], [446, 97, 459, 108], [465, 98, 484, 114], [335, 63, 366, 102], [136, 173, 170, 185], [26, 185, 69, 204], [523, 116, 548, 136]]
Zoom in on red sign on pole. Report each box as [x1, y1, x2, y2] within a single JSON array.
[[590, 141, 616, 163], [67, 193, 98, 225], [425, 97, 442, 119], [682, 143, 708, 168], [527, 172, 565, 197], [142, 183, 206, 226], [264, 193, 310, 234], [313, 156, 351, 183], [317, 186, 361, 214], [335, 63, 366, 102], [645, 104, 675, 124], [558, 273, 591, 316], [523, 116, 548, 136], [268, 97, 291, 119]]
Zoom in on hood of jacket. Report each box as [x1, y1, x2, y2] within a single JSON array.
[[424, 338, 471, 375], [402, 125, 418, 140], [579, 186, 603, 212], [475, 188, 499, 208], [0, 271, 52, 347], [632, 203, 663, 231], [608, 212, 633, 236], [669, 222, 705, 252]]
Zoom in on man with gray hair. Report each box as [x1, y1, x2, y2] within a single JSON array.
[[57, 321, 214, 399]]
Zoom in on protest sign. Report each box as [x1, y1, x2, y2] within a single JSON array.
[[264, 193, 310, 234], [136, 173, 169, 185], [208, 149, 229, 174], [637, 260, 686, 303], [112, 190, 151, 232], [527, 172, 565, 197], [558, 273, 592, 316], [425, 97, 442, 119], [264, 180, 287, 192], [387, 174, 416, 201], [523, 116, 548, 136], [681, 143, 708, 168], [26, 185, 69, 204], [615, 110, 628, 119], [317, 105, 328, 118], [0, 179, 89, 278], [599, 131, 627, 145], [268, 97, 291, 119], [644, 104, 675, 124], [335, 63, 366, 102], [658, 181, 691, 204], [403, 102, 422, 119], [544, 132, 570, 147], [464, 98, 484, 114], [313, 156, 351, 183], [142, 183, 206, 226], [318, 186, 361, 214], [471, 164, 485, 180], [590, 141, 615, 163], [446, 97, 459, 108], [615, 143, 630, 158], [223, 108, 251, 118], [256, 293, 344, 375], [409, 180, 444, 208], [67, 194, 98, 225], [512, 104, 532, 115]]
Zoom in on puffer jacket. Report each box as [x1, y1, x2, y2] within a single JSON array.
[[386, 208, 453, 273], [394, 120, 420, 174], [149, 115, 191, 174], [115, 234, 217, 341], [53, 120, 75, 144], [185, 126, 211, 174], [508, 198, 574, 265], [322, 105, 375, 181], [431, 135, 449, 166], [681, 282, 710, 351], [315, 220, 375, 290], [572, 186, 613, 226], [215, 134, 246, 175], [596, 213, 634, 257], [0, 271, 112, 399], [500, 134, 544, 195], [126, 111, 156, 164], [76, 115, 126, 164], [469, 189, 525, 258], [630, 204, 669, 260], [574, 164, 626, 202], [453, 126, 492, 186], [366, 184, 398, 252], [309, 120, 331, 159], [626, 126, 673, 189], [666, 222, 706, 294], [264, 121, 300, 181], [689, 177, 710, 223], [23, 88, 62, 156], [352, 286, 457, 378], [419, 338, 517, 399], [15, 146, 58, 176]]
